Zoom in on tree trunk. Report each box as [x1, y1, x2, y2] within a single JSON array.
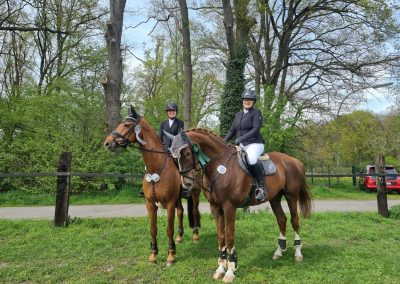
[[220, 0, 253, 135], [179, 0, 192, 129], [101, 0, 126, 132]]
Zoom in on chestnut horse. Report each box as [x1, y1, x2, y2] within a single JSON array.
[[103, 106, 201, 266], [168, 129, 312, 282]]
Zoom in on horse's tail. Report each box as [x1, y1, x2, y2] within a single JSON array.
[[298, 168, 312, 218], [187, 195, 195, 228]]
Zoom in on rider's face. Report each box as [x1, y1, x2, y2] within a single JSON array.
[[166, 110, 177, 119], [242, 99, 255, 109]]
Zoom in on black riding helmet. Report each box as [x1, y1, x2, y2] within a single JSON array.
[[165, 102, 178, 112], [241, 89, 257, 101]]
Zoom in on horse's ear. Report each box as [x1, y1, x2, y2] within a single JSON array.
[[128, 105, 140, 121], [180, 130, 191, 143]]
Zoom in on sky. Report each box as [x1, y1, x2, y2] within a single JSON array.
[[121, 1, 396, 115]]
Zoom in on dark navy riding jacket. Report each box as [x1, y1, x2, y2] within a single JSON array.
[[159, 118, 184, 151], [224, 108, 264, 146]]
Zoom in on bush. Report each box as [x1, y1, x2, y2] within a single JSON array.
[[389, 204, 400, 219]]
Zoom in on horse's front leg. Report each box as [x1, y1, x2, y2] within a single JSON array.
[[210, 204, 227, 280], [145, 199, 158, 263], [175, 198, 184, 243], [166, 201, 176, 267], [222, 204, 237, 283]]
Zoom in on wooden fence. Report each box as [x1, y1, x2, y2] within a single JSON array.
[[0, 152, 392, 225]]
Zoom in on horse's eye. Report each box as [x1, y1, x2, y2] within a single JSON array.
[[124, 123, 130, 127]]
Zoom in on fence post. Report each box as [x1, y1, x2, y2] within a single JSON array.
[[352, 166, 356, 186], [375, 155, 389, 217], [54, 152, 72, 226]]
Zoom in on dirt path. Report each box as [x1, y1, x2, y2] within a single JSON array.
[[1, 199, 399, 220]]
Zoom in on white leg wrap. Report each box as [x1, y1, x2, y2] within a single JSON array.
[[223, 268, 236, 282], [274, 245, 283, 257], [216, 263, 225, 274], [294, 245, 302, 257], [294, 232, 303, 261]]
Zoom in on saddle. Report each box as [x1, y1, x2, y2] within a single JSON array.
[[235, 146, 276, 208], [235, 146, 277, 176]]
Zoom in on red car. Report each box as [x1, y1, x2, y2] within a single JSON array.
[[359, 165, 400, 193]]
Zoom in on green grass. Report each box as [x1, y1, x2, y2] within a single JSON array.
[[0, 211, 399, 283], [0, 185, 145, 207]]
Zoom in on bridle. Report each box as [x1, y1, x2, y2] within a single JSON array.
[[111, 117, 138, 148], [174, 139, 233, 187], [110, 117, 166, 154], [175, 144, 199, 180]]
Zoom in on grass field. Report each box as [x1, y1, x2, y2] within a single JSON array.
[[1, 210, 399, 283]]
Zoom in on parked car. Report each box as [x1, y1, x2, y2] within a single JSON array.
[[359, 165, 400, 193]]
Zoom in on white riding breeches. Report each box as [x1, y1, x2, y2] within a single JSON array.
[[240, 143, 264, 165]]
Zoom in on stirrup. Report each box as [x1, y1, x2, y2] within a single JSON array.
[[255, 188, 267, 201]]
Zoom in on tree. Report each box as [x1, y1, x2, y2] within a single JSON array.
[[101, 0, 126, 132], [178, 0, 193, 129], [219, 0, 255, 135], [247, 0, 400, 151]]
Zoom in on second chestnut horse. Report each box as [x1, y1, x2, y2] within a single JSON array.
[[168, 128, 312, 282]]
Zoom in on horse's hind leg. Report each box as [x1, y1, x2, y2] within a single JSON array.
[[286, 193, 303, 262], [175, 198, 184, 243], [191, 188, 201, 241], [269, 192, 288, 260]]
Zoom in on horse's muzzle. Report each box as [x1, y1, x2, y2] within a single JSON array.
[[104, 139, 117, 152]]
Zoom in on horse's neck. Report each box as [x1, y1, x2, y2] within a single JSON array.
[[194, 133, 224, 159], [140, 126, 166, 173]]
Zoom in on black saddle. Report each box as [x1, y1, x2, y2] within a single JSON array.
[[235, 147, 277, 208]]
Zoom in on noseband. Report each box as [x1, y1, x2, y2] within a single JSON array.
[[111, 118, 136, 148]]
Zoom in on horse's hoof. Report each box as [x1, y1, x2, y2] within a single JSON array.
[[148, 254, 157, 263], [295, 255, 303, 262], [166, 260, 175, 267], [222, 272, 235, 283], [193, 234, 199, 242], [175, 235, 182, 243], [272, 254, 282, 260]]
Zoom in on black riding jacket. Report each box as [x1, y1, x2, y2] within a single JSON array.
[[159, 118, 184, 151], [224, 108, 264, 146]]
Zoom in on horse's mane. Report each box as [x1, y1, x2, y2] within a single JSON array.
[[186, 128, 226, 146]]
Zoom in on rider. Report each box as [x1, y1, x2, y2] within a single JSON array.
[[159, 102, 185, 152], [223, 89, 267, 201], [138, 102, 186, 197]]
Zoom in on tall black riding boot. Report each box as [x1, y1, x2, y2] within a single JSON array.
[[250, 161, 267, 201]]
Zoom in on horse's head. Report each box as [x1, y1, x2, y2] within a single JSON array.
[[168, 130, 198, 190], [104, 105, 147, 151]]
